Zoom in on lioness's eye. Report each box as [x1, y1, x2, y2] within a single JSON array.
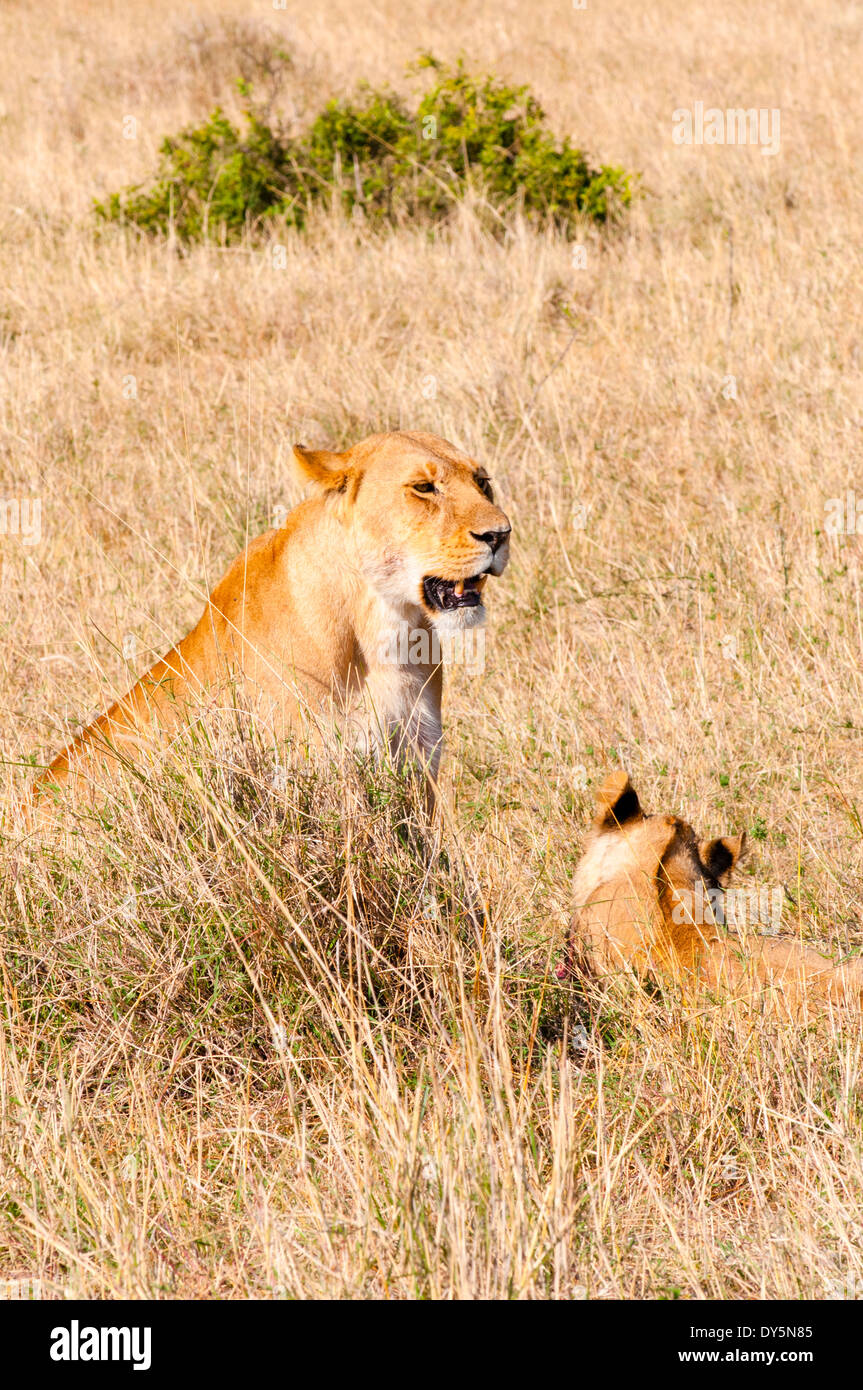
[[476, 476, 493, 498], [413, 480, 437, 495]]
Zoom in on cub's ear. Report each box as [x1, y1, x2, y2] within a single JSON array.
[[292, 444, 352, 493], [594, 770, 642, 830], [700, 832, 746, 885]]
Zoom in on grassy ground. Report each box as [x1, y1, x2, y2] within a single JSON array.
[[2, 0, 863, 1298]]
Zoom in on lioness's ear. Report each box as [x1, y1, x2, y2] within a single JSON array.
[[700, 833, 746, 885], [292, 444, 351, 493], [594, 770, 642, 830]]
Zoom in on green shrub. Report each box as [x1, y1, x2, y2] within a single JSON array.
[[95, 102, 294, 242], [96, 58, 633, 241]]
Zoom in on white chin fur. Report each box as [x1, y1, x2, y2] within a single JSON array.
[[431, 603, 487, 634]]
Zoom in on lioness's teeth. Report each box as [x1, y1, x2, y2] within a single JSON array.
[[454, 581, 465, 596]]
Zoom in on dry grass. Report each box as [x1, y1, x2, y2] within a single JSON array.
[[2, 0, 863, 1299]]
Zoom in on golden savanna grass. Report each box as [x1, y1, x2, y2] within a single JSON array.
[[2, 0, 863, 1298]]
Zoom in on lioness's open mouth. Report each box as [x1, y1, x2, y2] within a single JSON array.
[[422, 573, 488, 612]]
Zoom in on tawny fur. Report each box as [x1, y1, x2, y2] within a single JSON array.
[[37, 431, 510, 806], [570, 770, 863, 1017]]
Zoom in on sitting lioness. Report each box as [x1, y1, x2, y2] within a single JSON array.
[[568, 771, 863, 1016], [38, 431, 510, 805]]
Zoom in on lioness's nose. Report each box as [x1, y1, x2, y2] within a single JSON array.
[[471, 525, 511, 553]]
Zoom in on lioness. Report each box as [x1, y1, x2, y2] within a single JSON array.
[[568, 770, 863, 1015], [38, 431, 510, 804]]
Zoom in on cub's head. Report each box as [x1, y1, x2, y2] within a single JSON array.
[[293, 431, 511, 631], [573, 771, 745, 949]]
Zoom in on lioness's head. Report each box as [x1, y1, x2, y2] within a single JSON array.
[[570, 770, 745, 977], [293, 431, 511, 631]]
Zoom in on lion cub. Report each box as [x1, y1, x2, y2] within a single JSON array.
[[568, 771, 863, 1016]]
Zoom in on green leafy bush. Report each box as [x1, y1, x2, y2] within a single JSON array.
[[96, 58, 633, 241]]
